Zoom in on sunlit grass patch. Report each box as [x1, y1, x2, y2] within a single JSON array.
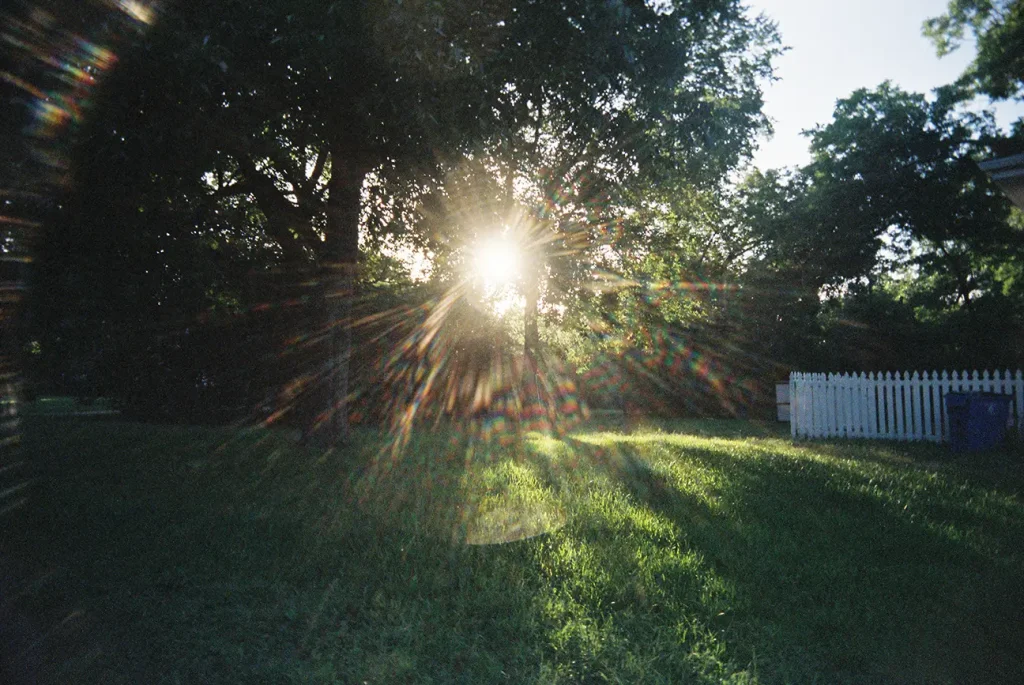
[[5, 416, 1024, 682]]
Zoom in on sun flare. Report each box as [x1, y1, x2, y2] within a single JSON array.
[[472, 236, 522, 289]]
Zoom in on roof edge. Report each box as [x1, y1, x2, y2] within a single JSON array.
[[978, 152, 1024, 172]]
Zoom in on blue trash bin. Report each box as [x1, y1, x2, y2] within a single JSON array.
[[946, 393, 970, 452], [966, 392, 1012, 451], [946, 392, 1012, 452]]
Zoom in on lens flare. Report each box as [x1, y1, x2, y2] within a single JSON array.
[[472, 235, 522, 289]]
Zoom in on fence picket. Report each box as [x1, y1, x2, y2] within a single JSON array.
[[805, 373, 812, 437], [941, 370, 950, 440], [866, 372, 878, 438], [819, 374, 827, 438], [897, 374, 905, 438], [840, 374, 848, 437], [815, 373, 822, 438], [806, 374, 814, 438], [901, 372, 909, 440], [919, 371, 928, 440], [879, 372, 889, 437], [827, 374, 836, 439], [803, 372, 810, 438], [833, 374, 842, 438], [913, 370, 921, 440], [808, 372, 815, 438], [835, 374, 844, 438], [906, 372, 916, 440], [799, 372, 806, 438], [876, 372, 885, 437], [790, 372, 797, 439], [852, 374, 862, 437], [922, 371, 934, 441], [852, 373, 863, 438], [945, 370, 955, 441], [909, 370, 917, 440]]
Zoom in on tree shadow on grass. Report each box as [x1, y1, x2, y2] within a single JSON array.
[[555, 435, 688, 514], [7, 418, 560, 683], [807, 437, 1024, 499], [530, 432, 1024, 684], [795, 439, 1024, 545]]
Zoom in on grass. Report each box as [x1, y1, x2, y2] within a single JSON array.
[[20, 396, 116, 415], [3, 412, 1024, 683]]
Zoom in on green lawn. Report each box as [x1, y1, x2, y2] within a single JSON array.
[[20, 396, 116, 415], [3, 414, 1023, 683]]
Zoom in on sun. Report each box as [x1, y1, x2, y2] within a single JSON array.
[[472, 235, 522, 289]]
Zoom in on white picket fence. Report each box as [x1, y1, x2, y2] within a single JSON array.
[[790, 370, 1024, 442]]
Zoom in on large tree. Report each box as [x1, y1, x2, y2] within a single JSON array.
[[803, 83, 1016, 304], [721, 83, 1024, 371], [50, 0, 780, 440]]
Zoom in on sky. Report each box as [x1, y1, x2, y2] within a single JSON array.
[[746, 0, 1024, 170]]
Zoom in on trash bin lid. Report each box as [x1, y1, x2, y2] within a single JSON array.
[[945, 392, 970, 408]]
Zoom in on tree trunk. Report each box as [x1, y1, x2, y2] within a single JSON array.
[[522, 259, 542, 426], [318, 138, 367, 445], [523, 272, 540, 366]]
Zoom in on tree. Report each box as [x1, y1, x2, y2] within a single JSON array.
[[925, 0, 1024, 104], [49, 0, 781, 440], [632, 82, 1024, 380], [751, 83, 1024, 370], [803, 83, 1017, 308]]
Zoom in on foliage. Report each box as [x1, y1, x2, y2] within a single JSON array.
[[801, 83, 1024, 368], [805, 84, 1012, 256], [925, 0, 1024, 103], [659, 83, 1024, 375], [28, 0, 782, 430]]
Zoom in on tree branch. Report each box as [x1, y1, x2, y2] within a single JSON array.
[[303, 148, 328, 195]]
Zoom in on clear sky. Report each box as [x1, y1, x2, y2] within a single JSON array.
[[746, 0, 1024, 170]]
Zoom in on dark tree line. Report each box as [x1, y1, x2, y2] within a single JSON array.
[[20, 0, 781, 430]]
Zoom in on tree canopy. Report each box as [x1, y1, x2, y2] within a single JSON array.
[[704, 82, 1024, 372], [925, 0, 1024, 104], [30, 0, 781, 435]]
